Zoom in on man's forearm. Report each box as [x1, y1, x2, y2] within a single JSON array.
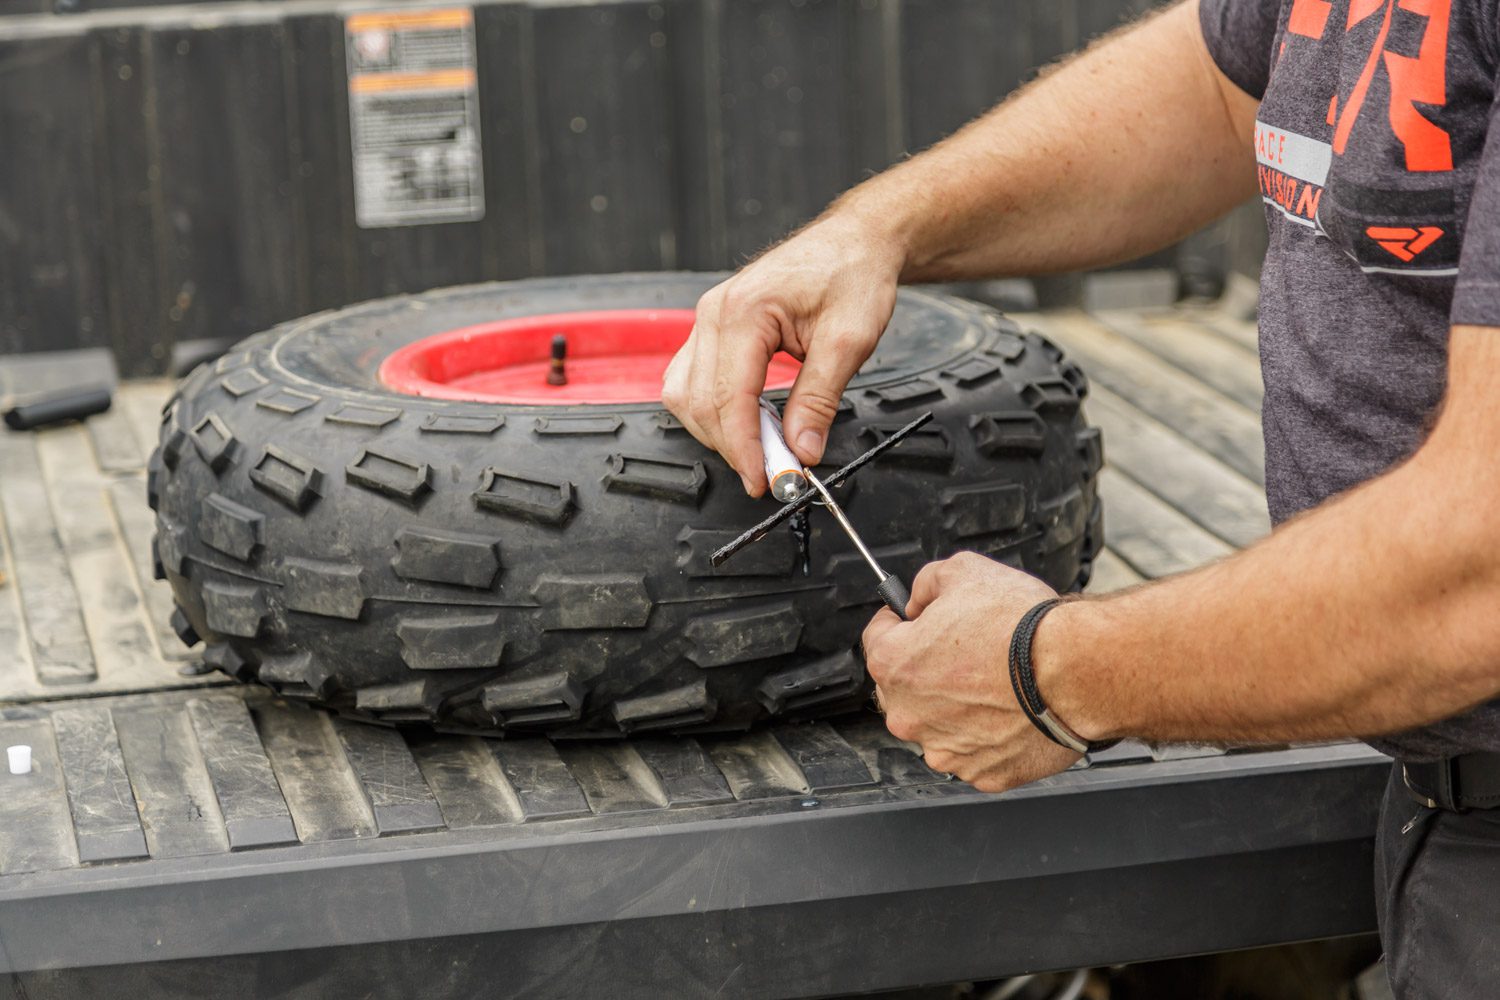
[[1037, 327, 1500, 746], [830, 0, 1257, 284]]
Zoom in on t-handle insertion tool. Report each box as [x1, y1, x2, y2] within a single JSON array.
[[803, 468, 912, 620]]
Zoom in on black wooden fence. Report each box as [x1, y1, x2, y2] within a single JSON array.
[[0, 0, 1227, 375]]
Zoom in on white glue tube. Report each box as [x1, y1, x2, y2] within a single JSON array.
[[758, 399, 808, 502]]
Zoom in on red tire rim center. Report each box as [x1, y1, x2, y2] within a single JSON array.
[[378, 308, 802, 405]]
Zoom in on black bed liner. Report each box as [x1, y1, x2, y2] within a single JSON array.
[[0, 686, 1386, 997]]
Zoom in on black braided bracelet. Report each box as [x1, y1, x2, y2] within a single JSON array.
[[1007, 598, 1119, 755]]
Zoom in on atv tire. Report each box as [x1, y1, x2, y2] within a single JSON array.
[[150, 273, 1103, 737]]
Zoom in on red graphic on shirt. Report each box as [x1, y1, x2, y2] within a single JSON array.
[[1382, 0, 1452, 170], [1287, 0, 1333, 38], [1290, 0, 1454, 172], [1366, 225, 1444, 260], [1258, 165, 1324, 222]]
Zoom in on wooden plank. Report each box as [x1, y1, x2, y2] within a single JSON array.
[[665, 0, 728, 269], [34, 425, 164, 688], [0, 718, 80, 874], [186, 696, 298, 850], [713, 0, 864, 259], [1202, 313, 1262, 353], [108, 477, 192, 662], [0, 431, 95, 684], [1086, 386, 1270, 549], [252, 701, 377, 843], [1028, 311, 1266, 486], [331, 720, 444, 835], [1094, 309, 1265, 411], [0, 493, 33, 689], [85, 402, 147, 474], [900, 0, 1035, 152], [531, 4, 678, 272], [408, 733, 522, 829], [0, 35, 110, 358], [112, 705, 230, 859], [283, 13, 357, 314], [93, 25, 165, 378], [51, 705, 149, 864], [146, 23, 301, 349], [115, 382, 171, 462], [1099, 468, 1235, 580], [1086, 548, 1146, 594]]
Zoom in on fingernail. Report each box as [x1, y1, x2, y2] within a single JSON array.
[[740, 474, 755, 495], [796, 429, 824, 460]]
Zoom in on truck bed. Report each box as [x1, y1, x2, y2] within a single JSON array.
[[0, 297, 1390, 999]]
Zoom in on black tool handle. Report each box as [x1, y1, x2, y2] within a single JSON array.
[[877, 574, 911, 621], [3, 384, 112, 431]]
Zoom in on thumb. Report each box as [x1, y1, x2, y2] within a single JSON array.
[[783, 317, 876, 466]]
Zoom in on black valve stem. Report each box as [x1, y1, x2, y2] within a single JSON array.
[[547, 334, 568, 386]]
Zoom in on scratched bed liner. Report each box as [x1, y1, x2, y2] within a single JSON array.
[[0, 683, 1239, 876]]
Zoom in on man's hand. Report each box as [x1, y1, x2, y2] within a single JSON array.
[[861, 552, 1080, 792], [661, 1, 1255, 496], [661, 214, 902, 496]]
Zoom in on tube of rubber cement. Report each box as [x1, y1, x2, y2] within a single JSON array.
[[758, 399, 808, 503]]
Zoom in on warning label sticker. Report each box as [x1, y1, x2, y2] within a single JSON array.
[[345, 8, 484, 228]]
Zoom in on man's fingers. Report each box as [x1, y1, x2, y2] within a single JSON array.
[[782, 310, 876, 465], [661, 332, 711, 446], [906, 561, 949, 619], [713, 328, 778, 497], [860, 607, 904, 682], [724, 400, 767, 498], [684, 321, 737, 486]]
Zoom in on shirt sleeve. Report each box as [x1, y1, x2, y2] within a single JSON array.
[[1452, 87, 1500, 327], [1198, 0, 1281, 99]]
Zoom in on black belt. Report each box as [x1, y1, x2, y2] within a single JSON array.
[[1401, 751, 1500, 812]]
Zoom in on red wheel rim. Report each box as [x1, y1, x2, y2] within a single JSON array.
[[378, 308, 802, 405]]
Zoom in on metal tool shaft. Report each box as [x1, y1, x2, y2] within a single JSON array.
[[804, 468, 911, 620], [804, 469, 884, 580]]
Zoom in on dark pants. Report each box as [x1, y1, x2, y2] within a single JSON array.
[[1376, 763, 1500, 997]]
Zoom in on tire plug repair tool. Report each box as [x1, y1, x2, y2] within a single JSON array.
[[711, 409, 933, 618]]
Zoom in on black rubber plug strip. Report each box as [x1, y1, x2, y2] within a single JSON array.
[[3, 384, 113, 431]]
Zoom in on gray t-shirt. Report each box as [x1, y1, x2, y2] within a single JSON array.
[[1201, 0, 1500, 760]]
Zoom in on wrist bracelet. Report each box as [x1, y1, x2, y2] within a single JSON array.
[[1007, 598, 1119, 755]]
